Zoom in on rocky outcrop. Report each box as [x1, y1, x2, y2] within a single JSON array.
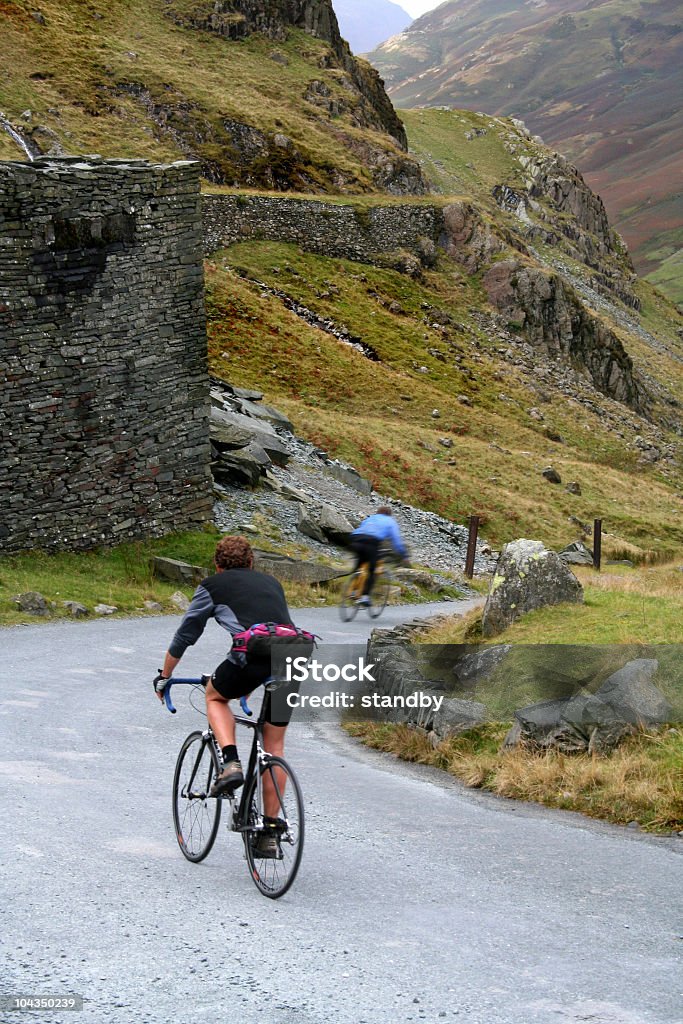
[[482, 260, 644, 411], [482, 539, 584, 637], [162, 0, 423, 189]]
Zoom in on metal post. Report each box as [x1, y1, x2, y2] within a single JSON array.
[[464, 515, 480, 579], [593, 518, 602, 571]]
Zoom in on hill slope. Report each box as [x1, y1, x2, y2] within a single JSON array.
[[366, 0, 683, 304], [203, 110, 683, 555], [0, 0, 424, 193]]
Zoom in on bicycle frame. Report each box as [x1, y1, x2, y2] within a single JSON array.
[[162, 677, 287, 832]]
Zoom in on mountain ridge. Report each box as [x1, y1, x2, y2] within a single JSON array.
[[366, 0, 683, 305]]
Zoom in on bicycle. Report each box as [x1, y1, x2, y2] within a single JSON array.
[[160, 675, 304, 899], [339, 556, 394, 622]]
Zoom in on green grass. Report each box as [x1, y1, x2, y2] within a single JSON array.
[[0, 530, 221, 624], [346, 720, 683, 833], [420, 563, 683, 648]]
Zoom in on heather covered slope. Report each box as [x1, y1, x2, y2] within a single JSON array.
[[367, 0, 683, 304], [0, 0, 423, 193]]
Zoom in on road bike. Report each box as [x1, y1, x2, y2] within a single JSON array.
[[339, 556, 395, 622], [160, 676, 304, 899]]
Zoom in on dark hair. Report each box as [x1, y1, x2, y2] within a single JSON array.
[[377, 505, 392, 516], [214, 535, 254, 570]]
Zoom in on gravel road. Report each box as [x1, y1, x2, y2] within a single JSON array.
[[1, 603, 681, 1024]]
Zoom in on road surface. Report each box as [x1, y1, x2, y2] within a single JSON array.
[[1, 601, 681, 1024]]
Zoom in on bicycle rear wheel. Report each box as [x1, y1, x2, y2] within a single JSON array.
[[339, 573, 361, 622], [368, 577, 390, 618], [172, 730, 221, 862], [243, 755, 304, 899]]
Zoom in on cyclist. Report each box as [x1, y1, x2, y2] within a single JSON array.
[[349, 505, 409, 605], [154, 535, 301, 856]]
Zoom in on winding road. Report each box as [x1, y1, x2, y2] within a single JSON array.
[[1, 601, 681, 1024]]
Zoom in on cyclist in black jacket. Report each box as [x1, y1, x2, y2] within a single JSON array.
[[156, 536, 297, 820]]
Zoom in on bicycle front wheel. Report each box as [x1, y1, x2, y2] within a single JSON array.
[[172, 730, 221, 863], [339, 574, 361, 622], [243, 755, 304, 899], [368, 578, 390, 618]]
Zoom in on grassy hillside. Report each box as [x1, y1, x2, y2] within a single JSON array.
[[367, 0, 683, 306], [206, 239, 683, 554], [0, 0, 418, 191]]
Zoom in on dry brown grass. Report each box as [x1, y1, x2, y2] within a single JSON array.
[[345, 721, 683, 833]]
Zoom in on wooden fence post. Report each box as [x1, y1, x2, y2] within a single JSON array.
[[593, 518, 602, 571], [464, 515, 480, 579]]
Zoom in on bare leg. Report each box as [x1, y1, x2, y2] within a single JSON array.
[[205, 678, 236, 749], [262, 722, 287, 818]]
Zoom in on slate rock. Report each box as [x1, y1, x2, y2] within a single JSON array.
[[153, 557, 207, 586], [94, 603, 117, 615], [63, 600, 88, 617], [297, 503, 353, 544], [324, 462, 372, 495], [212, 443, 271, 487], [559, 541, 594, 565], [542, 467, 562, 484], [252, 550, 346, 584]]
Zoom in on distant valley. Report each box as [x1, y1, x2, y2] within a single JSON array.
[[334, 0, 412, 55], [367, 0, 683, 306]]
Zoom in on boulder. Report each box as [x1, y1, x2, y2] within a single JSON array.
[[209, 406, 253, 448], [559, 541, 594, 566], [559, 690, 633, 751], [430, 697, 487, 739], [394, 568, 441, 592], [595, 659, 673, 726], [12, 591, 51, 616], [513, 698, 572, 745], [452, 644, 512, 687], [509, 660, 674, 753], [170, 591, 190, 612], [542, 467, 562, 484], [212, 443, 271, 487], [252, 550, 346, 584], [482, 539, 583, 636], [153, 557, 207, 586], [324, 462, 373, 495], [297, 503, 353, 544], [94, 603, 117, 615], [565, 481, 582, 495], [63, 600, 88, 617]]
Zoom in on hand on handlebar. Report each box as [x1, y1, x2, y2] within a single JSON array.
[[153, 670, 170, 701]]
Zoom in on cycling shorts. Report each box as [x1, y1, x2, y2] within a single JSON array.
[[212, 656, 299, 726]]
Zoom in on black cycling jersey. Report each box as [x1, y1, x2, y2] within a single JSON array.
[[168, 568, 293, 659]]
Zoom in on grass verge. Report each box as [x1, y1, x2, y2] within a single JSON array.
[[0, 532, 461, 625], [344, 721, 683, 834]]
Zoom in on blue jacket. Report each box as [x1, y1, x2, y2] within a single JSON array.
[[352, 514, 407, 559]]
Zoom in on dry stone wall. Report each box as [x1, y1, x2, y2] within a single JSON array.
[[203, 193, 441, 263], [0, 157, 212, 553]]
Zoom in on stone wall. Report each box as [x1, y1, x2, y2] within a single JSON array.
[[203, 193, 441, 263], [0, 157, 213, 553]]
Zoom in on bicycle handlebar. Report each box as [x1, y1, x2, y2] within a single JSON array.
[[157, 675, 284, 716]]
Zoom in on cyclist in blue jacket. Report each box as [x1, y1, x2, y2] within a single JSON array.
[[350, 506, 409, 605]]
